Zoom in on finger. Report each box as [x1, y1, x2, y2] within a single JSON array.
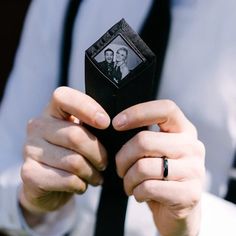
[[116, 131, 205, 177], [123, 157, 205, 195], [45, 86, 110, 129], [132, 179, 202, 206], [27, 117, 108, 171], [24, 138, 104, 186], [112, 100, 197, 136], [21, 159, 87, 194]]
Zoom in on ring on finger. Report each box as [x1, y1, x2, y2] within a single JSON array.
[[162, 157, 168, 181]]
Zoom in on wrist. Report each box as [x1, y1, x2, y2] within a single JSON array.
[[159, 201, 201, 236], [19, 203, 46, 228], [18, 186, 46, 227], [18, 185, 77, 235], [184, 201, 201, 236]]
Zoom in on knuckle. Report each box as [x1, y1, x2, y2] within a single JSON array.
[[172, 209, 189, 220], [174, 189, 200, 220], [115, 163, 123, 178], [66, 127, 82, 148], [199, 165, 206, 181], [185, 141, 206, 179], [67, 175, 78, 190], [66, 175, 79, 191], [190, 161, 204, 179], [123, 176, 132, 196], [21, 161, 33, 184], [189, 186, 201, 205], [162, 99, 178, 114], [138, 180, 153, 198], [195, 140, 206, 159], [26, 118, 41, 134], [66, 154, 83, 174], [23, 144, 31, 159], [115, 151, 123, 170], [181, 135, 205, 158], [134, 195, 142, 203], [135, 131, 150, 153], [133, 189, 142, 202], [141, 180, 152, 193], [90, 175, 103, 186], [67, 175, 87, 194], [52, 86, 67, 103], [177, 182, 201, 209], [26, 119, 34, 134], [23, 140, 42, 162], [189, 123, 198, 138], [95, 156, 107, 171], [134, 159, 146, 178], [133, 181, 152, 202]]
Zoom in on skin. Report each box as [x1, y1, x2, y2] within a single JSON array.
[[115, 48, 129, 79], [115, 48, 127, 65], [20, 86, 205, 236], [104, 50, 114, 63]]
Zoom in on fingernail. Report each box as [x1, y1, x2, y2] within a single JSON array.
[[95, 112, 109, 127], [113, 114, 127, 128]]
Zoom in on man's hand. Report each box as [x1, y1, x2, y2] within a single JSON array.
[[20, 87, 110, 221], [113, 100, 205, 236]]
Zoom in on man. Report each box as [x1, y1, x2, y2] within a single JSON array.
[[0, 0, 236, 236], [98, 48, 114, 79]]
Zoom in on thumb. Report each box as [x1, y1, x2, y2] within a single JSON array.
[[44, 86, 110, 129]]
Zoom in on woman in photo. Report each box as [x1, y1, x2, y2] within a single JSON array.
[[113, 47, 130, 83]]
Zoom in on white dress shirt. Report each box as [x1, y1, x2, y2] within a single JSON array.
[[0, 0, 236, 235]]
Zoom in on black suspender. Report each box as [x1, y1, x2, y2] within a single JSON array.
[[59, 1, 171, 235], [59, 0, 82, 87], [225, 153, 236, 204], [140, 0, 171, 97]]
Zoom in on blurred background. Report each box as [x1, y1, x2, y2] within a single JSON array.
[[0, 0, 31, 103]]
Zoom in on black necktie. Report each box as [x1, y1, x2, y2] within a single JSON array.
[[225, 152, 236, 204], [59, 0, 171, 235], [94, 2, 171, 236]]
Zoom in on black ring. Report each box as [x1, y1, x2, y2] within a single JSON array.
[[163, 157, 168, 180]]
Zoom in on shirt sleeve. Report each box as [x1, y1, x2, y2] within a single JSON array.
[[199, 192, 236, 235], [0, 0, 77, 235], [18, 194, 77, 236]]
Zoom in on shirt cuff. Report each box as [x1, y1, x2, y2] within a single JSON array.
[[0, 165, 77, 236], [0, 165, 25, 234], [18, 194, 77, 236]]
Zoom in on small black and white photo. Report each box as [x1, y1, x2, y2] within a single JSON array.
[[94, 35, 144, 84]]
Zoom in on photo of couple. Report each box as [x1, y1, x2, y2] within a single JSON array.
[[95, 35, 143, 84]]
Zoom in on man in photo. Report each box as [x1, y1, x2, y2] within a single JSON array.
[[98, 48, 114, 79]]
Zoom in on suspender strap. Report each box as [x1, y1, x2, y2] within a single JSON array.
[[225, 153, 236, 204], [59, 0, 82, 86], [140, 0, 171, 97]]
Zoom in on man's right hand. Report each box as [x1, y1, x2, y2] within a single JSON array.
[[19, 87, 110, 222]]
